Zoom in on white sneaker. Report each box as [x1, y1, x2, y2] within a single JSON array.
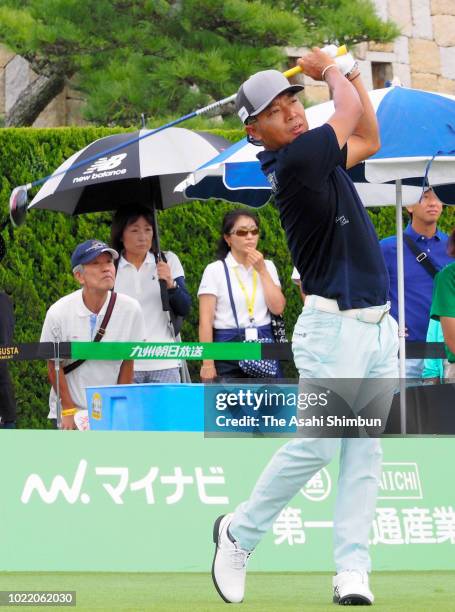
[[333, 570, 374, 605], [212, 513, 251, 603]]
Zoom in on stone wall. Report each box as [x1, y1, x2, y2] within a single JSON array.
[[0, 43, 86, 127], [1, 0, 454, 125], [287, 0, 455, 105]]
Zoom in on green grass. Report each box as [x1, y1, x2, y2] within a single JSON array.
[[0, 572, 454, 611]]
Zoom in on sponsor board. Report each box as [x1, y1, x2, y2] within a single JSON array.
[[0, 433, 453, 571]]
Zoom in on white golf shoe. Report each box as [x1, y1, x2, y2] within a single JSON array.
[[212, 513, 251, 603], [333, 570, 374, 605]]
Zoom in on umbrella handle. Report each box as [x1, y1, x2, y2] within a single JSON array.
[[159, 278, 170, 312], [283, 44, 348, 78]]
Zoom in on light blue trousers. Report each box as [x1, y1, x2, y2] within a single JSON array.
[[230, 303, 398, 572]]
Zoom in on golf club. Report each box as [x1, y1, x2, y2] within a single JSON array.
[[0, 185, 30, 260], [8, 45, 348, 225]]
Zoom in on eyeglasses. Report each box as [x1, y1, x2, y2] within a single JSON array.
[[230, 228, 259, 237]]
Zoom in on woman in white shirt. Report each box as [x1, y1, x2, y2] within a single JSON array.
[[111, 206, 191, 383], [198, 209, 285, 381]]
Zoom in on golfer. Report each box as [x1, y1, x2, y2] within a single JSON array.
[[212, 48, 398, 605]]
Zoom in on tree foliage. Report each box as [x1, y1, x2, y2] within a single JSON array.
[[271, 0, 399, 46], [0, 0, 399, 127]]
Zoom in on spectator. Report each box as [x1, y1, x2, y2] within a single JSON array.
[[380, 187, 453, 378], [40, 240, 146, 430], [0, 292, 17, 428], [111, 205, 191, 383], [430, 227, 455, 379], [421, 318, 446, 384], [198, 209, 285, 381]]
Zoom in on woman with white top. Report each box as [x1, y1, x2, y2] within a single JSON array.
[[111, 205, 191, 383], [198, 209, 285, 381]]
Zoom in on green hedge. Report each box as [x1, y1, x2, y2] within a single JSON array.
[[0, 128, 453, 428]]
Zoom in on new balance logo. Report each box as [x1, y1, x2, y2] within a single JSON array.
[[84, 153, 127, 174]]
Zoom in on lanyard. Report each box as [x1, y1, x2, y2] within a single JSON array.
[[233, 266, 257, 323]]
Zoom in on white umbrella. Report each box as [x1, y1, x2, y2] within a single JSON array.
[[177, 87, 455, 207]]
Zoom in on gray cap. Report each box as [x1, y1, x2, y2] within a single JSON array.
[[235, 70, 304, 124]]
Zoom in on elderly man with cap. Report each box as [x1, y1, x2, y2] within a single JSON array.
[[211, 48, 399, 606], [40, 239, 146, 430]]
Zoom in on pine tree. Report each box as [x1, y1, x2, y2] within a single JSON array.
[[0, 0, 398, 127]]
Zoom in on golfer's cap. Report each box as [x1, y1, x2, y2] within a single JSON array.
[[71, 239, 118, 269], [236, 70, 304, 124]]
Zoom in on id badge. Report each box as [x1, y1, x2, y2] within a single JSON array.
[[245, 326, 258, 341]]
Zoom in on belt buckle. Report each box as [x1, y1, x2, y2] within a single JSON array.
[[358, 307, 388, 324], [377, 310, 387, 323], [377, 306, 390, 323]]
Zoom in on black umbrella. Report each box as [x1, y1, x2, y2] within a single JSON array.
[[28, 127, 229, 214]]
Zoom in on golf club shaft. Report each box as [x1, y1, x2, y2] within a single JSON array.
[[24, 46, 348, 192]]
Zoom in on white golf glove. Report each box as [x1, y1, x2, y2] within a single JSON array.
[[321, 45, 358, 77], [336, 52, 358, 77], [321, 44, 339, 59]]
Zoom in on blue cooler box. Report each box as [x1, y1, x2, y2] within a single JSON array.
[[86, 383, 204, 431]]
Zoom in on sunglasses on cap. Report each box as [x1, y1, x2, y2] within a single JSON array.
[[230, 227, 260, 237]]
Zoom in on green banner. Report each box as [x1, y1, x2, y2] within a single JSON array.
[[0, 433, 453, 572], [70, 341, 262, 361]]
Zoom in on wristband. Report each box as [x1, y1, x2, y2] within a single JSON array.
[[321, 64, 338, 80], [348, 71, 361, 82], [61, 408, 77, 417]]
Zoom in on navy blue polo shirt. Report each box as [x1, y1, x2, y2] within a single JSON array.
[[258, 124, 389, 310], [380, 225, 453, 341]]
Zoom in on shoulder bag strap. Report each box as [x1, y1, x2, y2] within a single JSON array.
[[222, 260, 241, 337], [63, 291, 117, 375], [403, 234, 439, 278]]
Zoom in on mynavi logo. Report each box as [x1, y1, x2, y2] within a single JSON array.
[[21, 460, 89, 504], [20, 461, 229, 505], [72, 153, 127, 184], [377, 462, 423, 500]]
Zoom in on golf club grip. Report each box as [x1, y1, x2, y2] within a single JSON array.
[[159, 278, 170, 311], [284, 44, 348, 78]]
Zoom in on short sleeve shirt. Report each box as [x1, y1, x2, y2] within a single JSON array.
[[114, 251, 184, 371], [198, 252, 281, 329], [380, 226, 452, 341], [430, 262, 455, 362], [258, 124, 389, 310]]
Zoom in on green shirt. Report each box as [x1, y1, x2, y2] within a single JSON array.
[[430, 262, 455, 363]]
